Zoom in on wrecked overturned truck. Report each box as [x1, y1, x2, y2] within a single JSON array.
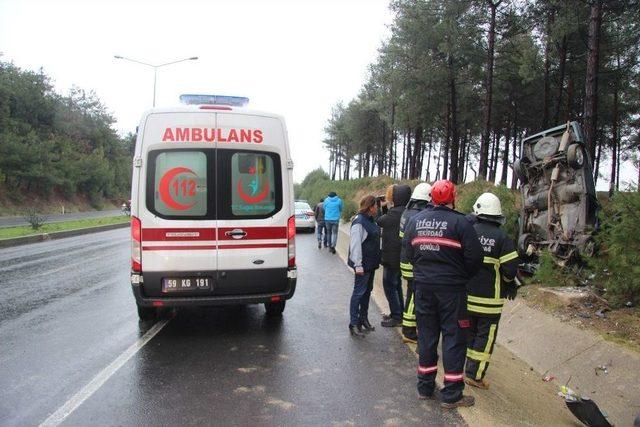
[[514, 122, 599, 265]]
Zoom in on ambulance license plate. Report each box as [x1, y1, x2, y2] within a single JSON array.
[[162, 277, 211, 292]]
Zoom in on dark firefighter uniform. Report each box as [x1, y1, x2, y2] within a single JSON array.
[[465, 215, 519, 382], [402, 206, 483, 403], [399, 199, 432, 341]]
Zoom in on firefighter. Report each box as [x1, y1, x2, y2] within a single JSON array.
[[464, 192, 519, 389], [398, 183, 432, 343], [402, 180, 483, 408]]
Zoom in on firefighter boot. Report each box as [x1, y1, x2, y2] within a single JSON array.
[[465, 377, 490, 390], [402, 326, 418, 344]]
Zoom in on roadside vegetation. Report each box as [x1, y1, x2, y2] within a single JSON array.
[[0, 59, 133, 211], [0, 215, 129, 240], [321, 1, 640, 193], [295, 168, 519, 238]]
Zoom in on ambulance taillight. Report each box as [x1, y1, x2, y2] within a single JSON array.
[[131, 216, 142, 272], [287, 215, 296, 268]]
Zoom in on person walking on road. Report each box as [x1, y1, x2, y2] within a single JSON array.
[[402, 180, 483, 408], [376, 184, 412, 327], [314, 198, 327, 249], [398, 183, 433, 343], [464, 193, 519, 389], [323, 191, 343, 254], [348, 195, 381, 338]]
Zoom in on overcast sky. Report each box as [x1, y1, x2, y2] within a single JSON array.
[[0, 0, 392, 182]]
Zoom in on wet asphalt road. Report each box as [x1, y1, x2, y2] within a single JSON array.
[[0, 229, 463, 427], [0, 209, 122, 228]]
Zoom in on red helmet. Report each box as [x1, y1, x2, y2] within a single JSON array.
[[431, 180, 456, 205]]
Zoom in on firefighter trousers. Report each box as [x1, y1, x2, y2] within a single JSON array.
[[402, 279, 416, 333], [465, 315, 500, 381], [415, 287, 468, 403]]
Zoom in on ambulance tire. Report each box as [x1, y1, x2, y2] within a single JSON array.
[[265, 301, 286, 316], [137, 304, 156, 321]]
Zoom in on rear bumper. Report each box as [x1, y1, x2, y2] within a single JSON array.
[[131, 268, 297, 307], [295, 219, 315, 229]]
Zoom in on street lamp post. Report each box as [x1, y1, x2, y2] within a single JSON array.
[[113, 55, 198, 107]]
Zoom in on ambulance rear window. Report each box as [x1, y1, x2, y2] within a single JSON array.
[[217, 150, 282, 219], [147, 150, 211, 219]]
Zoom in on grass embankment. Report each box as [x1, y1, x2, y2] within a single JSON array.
[[0, 215, 129, 240]]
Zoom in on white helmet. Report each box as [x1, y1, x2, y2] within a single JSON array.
[[411, 183, 432, 202], [473, 192, 502, 216]]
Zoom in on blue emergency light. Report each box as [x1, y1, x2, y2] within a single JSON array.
[[180, 94, 249, 107]]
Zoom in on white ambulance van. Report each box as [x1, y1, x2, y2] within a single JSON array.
[[129, 96, 296, 320]]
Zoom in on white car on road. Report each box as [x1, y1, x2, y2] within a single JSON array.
[[294, 201, 315, 232]]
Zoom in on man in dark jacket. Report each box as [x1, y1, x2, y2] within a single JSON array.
[[399, 183, 433, 342], [464, 193, 519, 390], [376, 184, 412, 327], [402, 180, 483, 408], [314, 198, 327, 249]]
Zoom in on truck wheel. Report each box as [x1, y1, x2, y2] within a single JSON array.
[[265, 301, 286, 316], [513, 158, 528, 185], [518, 233, 534, 258], [137, 304, 156, 321], [566, 144, 585, 169]]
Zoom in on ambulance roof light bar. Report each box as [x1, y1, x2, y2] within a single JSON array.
[[179, 94, 249, 107]]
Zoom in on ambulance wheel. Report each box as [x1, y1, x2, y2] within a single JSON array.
[[137, 304, 156, 321], [265, 301, 286, 316]]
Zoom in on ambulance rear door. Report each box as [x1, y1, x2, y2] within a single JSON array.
[[137, 111, 218, 296], [214, 112, 290, 295]]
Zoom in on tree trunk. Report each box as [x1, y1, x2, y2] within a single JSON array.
[[566, 65, 574, 120], [489, 129, 501, 183], [458, 131, 467, 183], [501, 120, 511, 185], [479, 1, 500, 180], [380, 124, 386, 176], [511, 106, 519, 189], [435, 141, 442, 181], [593, 132, 602, 186], [426, 137, 433, 182], [542, 10, 554, 128], [401, 132, 407, 179], [443, 103, 451, 181], [389, 103, 396, 177], [609, 76, 619, 197], [553, 35, 568, 125], [449, 56, 460, 183], [584, 0, 602, 162], [411, 127, 423, 179]]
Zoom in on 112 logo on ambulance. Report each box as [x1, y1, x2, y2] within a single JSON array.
[[159, 167, 200, 211]]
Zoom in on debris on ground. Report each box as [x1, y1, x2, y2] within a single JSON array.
[[559, 386, 613, 427], [595, 309, 608, 319], [543, 374, 556, 382]]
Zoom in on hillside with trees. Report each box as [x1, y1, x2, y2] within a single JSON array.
[[323, 0, 640, 192], [0, 59, 133, 212]]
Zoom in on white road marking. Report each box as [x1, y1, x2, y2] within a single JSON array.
[[39, 318, 170, 427]]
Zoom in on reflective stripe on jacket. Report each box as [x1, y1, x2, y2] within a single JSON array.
[[401, 206, 483, 292], [466, 215, 519, 316]]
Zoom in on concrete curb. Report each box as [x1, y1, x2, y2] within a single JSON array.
[[0, 222, 130, 249], [335, 222, 582, 426]]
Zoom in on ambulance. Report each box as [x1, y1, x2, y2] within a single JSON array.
[[129, 95, 296, 320]]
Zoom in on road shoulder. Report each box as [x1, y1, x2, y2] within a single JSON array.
[[336, 222, 578, 427]]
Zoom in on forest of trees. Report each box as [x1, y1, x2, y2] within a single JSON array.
[[0, 59, 133, 206], [323, 0, 640, 193]]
